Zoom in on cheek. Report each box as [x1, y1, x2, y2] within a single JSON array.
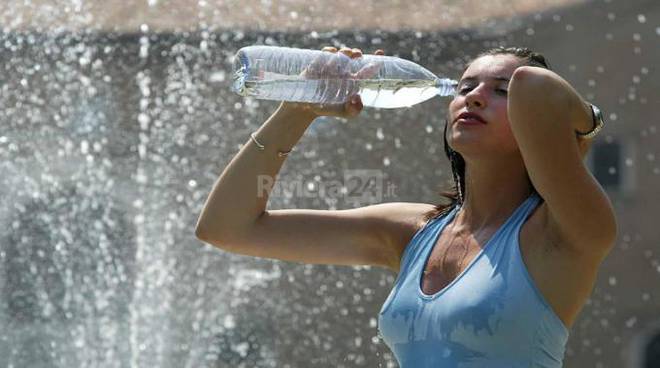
[[447, 98, 461, 117], [494, 101, 510, 121]]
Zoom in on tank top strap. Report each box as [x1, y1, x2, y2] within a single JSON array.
[[509, 192, 543, 230]]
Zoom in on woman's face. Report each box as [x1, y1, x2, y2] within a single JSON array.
[[446, 54, 525, 158]]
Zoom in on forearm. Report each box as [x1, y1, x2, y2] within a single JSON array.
[[195, 102, 317, 242]]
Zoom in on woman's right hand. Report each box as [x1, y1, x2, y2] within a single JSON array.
[[279, 46, 385, 119]]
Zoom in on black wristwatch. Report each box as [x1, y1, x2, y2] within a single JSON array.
[[576, 103, 604, 139]]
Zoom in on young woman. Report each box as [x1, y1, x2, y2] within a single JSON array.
[[195, 45, 617, 367]]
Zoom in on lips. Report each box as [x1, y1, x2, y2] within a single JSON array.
[[455, 111, 487, 125]]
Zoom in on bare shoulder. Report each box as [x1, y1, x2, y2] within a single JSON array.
[[362, 201, 437, 272]]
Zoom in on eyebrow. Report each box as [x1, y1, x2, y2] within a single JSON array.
[[459, 76, 511, 84]]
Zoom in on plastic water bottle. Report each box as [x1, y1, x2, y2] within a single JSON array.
[[231, 45, 457, 109]]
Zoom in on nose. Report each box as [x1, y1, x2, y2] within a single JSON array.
[[464, 85, 487, 108]]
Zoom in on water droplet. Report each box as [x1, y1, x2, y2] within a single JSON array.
[[80, 140, 89, 154], [209, 71, 226, 82]]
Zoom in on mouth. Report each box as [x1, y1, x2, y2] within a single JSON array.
[[455, 112, 487, 125]]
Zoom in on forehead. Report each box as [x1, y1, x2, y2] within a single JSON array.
[[461, 54, 523, 82]]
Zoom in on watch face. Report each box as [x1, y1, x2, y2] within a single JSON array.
[[577, 103, 605, 138], [591, 104, 604, 123]]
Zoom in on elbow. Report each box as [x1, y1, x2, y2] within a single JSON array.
[[194, 220, 249, 251], [194, 224, 209, 242], [195, 225, 232, 250], [509, 67, 545, 111], [194, 222, 216, 245], [509, 66, 575, 120], [511, 65, 551, 83], [510, 66, 570, 104], [194, 217, 223, 245], [194, 211, 265, 248], [510, 67, 553, 99]]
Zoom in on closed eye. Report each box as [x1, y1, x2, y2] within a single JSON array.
[[458, 86, 508, 95]]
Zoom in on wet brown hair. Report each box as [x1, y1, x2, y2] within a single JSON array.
[[422, 47, 551, 223]]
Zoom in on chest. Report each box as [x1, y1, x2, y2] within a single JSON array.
[[420, 229, 494, 295], [420, 204, 593, 329], [420, 205, 552, 297]]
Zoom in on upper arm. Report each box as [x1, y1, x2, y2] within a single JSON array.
[[508, 67, 618, 258], [197, 201, 434, 272]]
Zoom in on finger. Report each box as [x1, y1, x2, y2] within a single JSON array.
[[354, 60, 384, 79], [374, 49, 385, 56], [345, 94, 363, 117], [306, 47, 338, 77], [351, 48, 363, 58], [339, 47, 353, 58], [322, 52, 350, 77], [305, 56, 326, 77]]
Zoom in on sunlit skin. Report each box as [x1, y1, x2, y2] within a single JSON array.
[[283, 47, 598, 238], [436, 53, 616, 329], [373, 50, 609, 329], [446, 54, 538, 231], [444, 54, 595, 233], [198, 45, 616, 331]]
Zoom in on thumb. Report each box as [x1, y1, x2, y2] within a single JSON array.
[[344, 94, 363, 117]]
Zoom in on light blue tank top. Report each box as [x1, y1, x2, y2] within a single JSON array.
[[378, 192, 569, 368]]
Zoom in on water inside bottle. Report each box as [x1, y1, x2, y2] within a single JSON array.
[[358, 78, 457, 108], [237, 77, 457, 109]]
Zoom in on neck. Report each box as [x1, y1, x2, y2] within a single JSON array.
[[454, 153, 533, 233]]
